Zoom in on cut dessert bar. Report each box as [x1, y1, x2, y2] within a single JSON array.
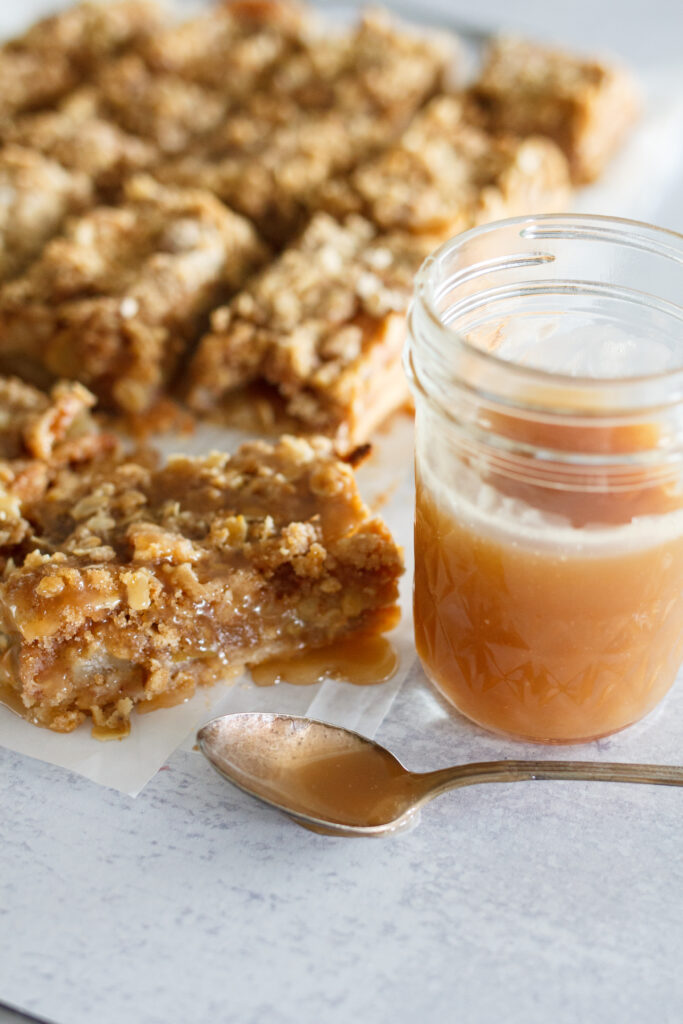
[[4, 89, 158, 196], [470, 36, 640, 183], [0, 146, 93, 283], [140, 0, 309, 96], [95, 0, 311, 155], [95, 54, 230, 156], [317, 95, 571, 237], [0, 432, 403, 733], [158, 11, 455, 239], [188, 213, 438, 447], [0, 0, 164, 122], [0, 376, 115, 547], [157, 100, 389, 242], [265, 9, 453, 128], [0, 176, 266, 413]]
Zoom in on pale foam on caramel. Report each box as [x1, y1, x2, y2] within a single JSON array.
[[418, 434, 683, 555]]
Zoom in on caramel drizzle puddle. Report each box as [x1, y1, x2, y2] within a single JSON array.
[[250, 634, 398, 688]]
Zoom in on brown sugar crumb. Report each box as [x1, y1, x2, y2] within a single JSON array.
[[0, 0, 165, 122], [317, 95, 571, 237], [4, 89, 158, 197], [0, 431, 403, 733], [0, 146, 93, 283], [0, 175, 266, 413], [188, 213, 438, 448], [470, 36, 640, 183]]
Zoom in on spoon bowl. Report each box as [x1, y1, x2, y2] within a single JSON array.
[[198, 713, 421, 836], [198, 712, 683, 838]]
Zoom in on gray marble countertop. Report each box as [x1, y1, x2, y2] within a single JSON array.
[[2, 2, 683, 1023], [3, 670, 683, 1024]]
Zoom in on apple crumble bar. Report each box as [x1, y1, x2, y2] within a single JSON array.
[[4, 89, 158, 197], [188, 213, 438, 447], [157, 11, 455, 239], [0, 176, 266, 413], [470, 36, 640, 183], [0, 0, 164, 122], [157, 100, 389, 242], [317, 95, 571, 237], [0, 145, 93, 283], [95, 0, 311, 155], [0, 433, 403, 733], [265, 9, 453, 127]]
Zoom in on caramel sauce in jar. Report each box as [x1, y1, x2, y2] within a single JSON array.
[[414, 462, 683, 743], [406, 214, 683, 743]]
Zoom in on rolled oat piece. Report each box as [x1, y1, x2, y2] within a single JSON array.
[[470, 36, 640, 183]]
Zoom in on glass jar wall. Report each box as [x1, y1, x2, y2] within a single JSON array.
[[406, 215, 683, 742]]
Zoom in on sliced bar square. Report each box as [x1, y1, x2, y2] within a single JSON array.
[[0, 176, 266, 412], [0, 429, 403, 734], [469, 36, 640, 183], [317, 95, 571, 237], [187, 213, 437, 448]]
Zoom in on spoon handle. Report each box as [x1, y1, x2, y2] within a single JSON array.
[[414, 760, 683, 801]]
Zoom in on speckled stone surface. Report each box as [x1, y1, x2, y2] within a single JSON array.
[[2, 2, 683, 1023]]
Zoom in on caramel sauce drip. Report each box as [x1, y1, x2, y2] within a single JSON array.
[[250, 633, 399, 688], [136, 677, 196, 714], [0, 681, 28, 719], [91, 720, 131, 741]]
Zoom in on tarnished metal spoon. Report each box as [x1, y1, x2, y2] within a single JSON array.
[[197, 713, 683, 838]]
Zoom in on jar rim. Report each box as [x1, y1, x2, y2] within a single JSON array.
[[412, 213, 683, 413]]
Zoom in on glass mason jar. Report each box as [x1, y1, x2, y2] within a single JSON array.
[[405, 214, 683, 743]]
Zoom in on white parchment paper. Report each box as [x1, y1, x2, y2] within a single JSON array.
[[0, 72, 682, 795]]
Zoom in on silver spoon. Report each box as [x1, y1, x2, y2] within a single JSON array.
[[197, 713, 683, 838]]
